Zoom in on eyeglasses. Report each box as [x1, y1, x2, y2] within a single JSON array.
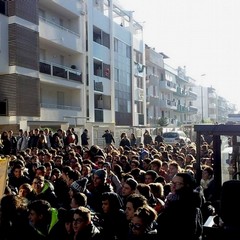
[[72, 218, 84, 224], [129, 222, 142, 230]]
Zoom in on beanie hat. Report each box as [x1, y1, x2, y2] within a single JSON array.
[[70, 177, 88, 193], [94, 169, 107, 182], [125, 178, 138, 191]]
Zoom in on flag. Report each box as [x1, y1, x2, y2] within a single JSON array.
[[0, 157, 9, 199]]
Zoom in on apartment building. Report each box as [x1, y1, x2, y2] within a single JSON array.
[[0, 0, 235, 144], [145, 45, 177, 127], [0, 0, 145, 146]]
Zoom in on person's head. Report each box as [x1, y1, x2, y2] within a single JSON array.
[[92, 169, 107, 187], [168, 161, 181, 178], [129, 206, 157, 236], [144, 170, 158, 184], [18, 183, 33, 198], [11, 164, 24, 178], [72, 206, 91, 234], [32, 175, 45, 194], [69, 177, 88, 197], [201, 165, 214, 180], [150, 159, 162, 173], [121, 178, 138, 197], [70, 192, 88, 209], [101, 192, 124, 214], [170, 172, 195, 193], [125, 193, 148, 221], [28, 200, 51, 227], [149, 182, 164, 200]]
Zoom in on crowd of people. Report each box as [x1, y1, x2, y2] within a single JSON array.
[[0, 127, 217, 240]]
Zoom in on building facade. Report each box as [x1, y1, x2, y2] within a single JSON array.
[[0, 0, 236, 146]]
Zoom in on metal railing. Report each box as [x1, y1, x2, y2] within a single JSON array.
[[39, 60, 82, 83], [41, 103, 81, 111]]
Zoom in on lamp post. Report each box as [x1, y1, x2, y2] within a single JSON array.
[[200, 74, 206, 123], [201, 86, 204, 123]]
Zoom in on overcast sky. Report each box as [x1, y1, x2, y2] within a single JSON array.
[[119, 0, 240, 111]]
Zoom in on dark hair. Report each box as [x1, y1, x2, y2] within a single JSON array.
[[126, 193, 147, 211], [101, 192, 124, 211], [28, 199, 51, 217]]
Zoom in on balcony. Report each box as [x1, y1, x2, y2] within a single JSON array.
[[209, 92, 217, 99], [39, 61, 82, 83], [159, 80, 177, 92], [177, 104, 189, 113], [187, 90, 198, 100], [147, 74, 159, 86], [149, 96, 160, 105], [175, 87, 187, 97], [39, 0, 81, 16], [159, 99, 177, 110], [40, 103, 82, 121], [209, 103, 217, 108], [189, 106, 198, 113], [39, 16, 82, 53]]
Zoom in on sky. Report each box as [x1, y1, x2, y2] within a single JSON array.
[[119, 0, 240, 112]]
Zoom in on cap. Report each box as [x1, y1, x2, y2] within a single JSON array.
[[94, 169, 107, 181], [70, 177, 88, 193]]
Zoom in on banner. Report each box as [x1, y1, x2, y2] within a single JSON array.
[[0, 157, 9, 199]]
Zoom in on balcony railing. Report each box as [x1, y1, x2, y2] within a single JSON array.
[[41, 103, 81, 111], [39, 61, 83, 83], [39, 16, 80, 37], [176, 87, 187, 97]]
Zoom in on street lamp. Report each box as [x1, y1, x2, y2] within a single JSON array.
[[200, 74, 206, 123]]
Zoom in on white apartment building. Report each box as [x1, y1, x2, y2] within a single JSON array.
[[0, 0, 235, 145], [0, 0, 145, 146]]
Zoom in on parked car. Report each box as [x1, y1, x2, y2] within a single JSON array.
[[162, 131, 191, 145]]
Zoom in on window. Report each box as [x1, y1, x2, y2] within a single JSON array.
[[126, 45, 131, 58], [93, 26, 101, 43], [0, 101, 7, 116], [114, 38, 118, 52], [114, 68, 119, 82], [102, 32, 110, 48]]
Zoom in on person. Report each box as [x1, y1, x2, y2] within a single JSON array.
[[154, 131, 163, 145], [143, 130, 153, 147], [128, 205, 158, 240], [102, 130, 115, 146], [119, 132, 131, 148], [72, 206, 102, 240], [157, 172, 203, 240], [81, 129, 90, 147], [87, 169, 113, 213], [27, 199, 66, 239], [1, 130, 11, 155], [0, 194, 34, 240], [31, 175, 59, 208], [130, 133, 137, 147], [100, 192, 129, 240]]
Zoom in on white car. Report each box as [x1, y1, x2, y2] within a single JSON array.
[[162, 131, 191, 145]]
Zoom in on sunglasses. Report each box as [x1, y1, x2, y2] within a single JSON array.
[[129, 222, 142, 230]]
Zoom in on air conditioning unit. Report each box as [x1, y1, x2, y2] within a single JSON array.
[[138, 92, 144, 100]]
